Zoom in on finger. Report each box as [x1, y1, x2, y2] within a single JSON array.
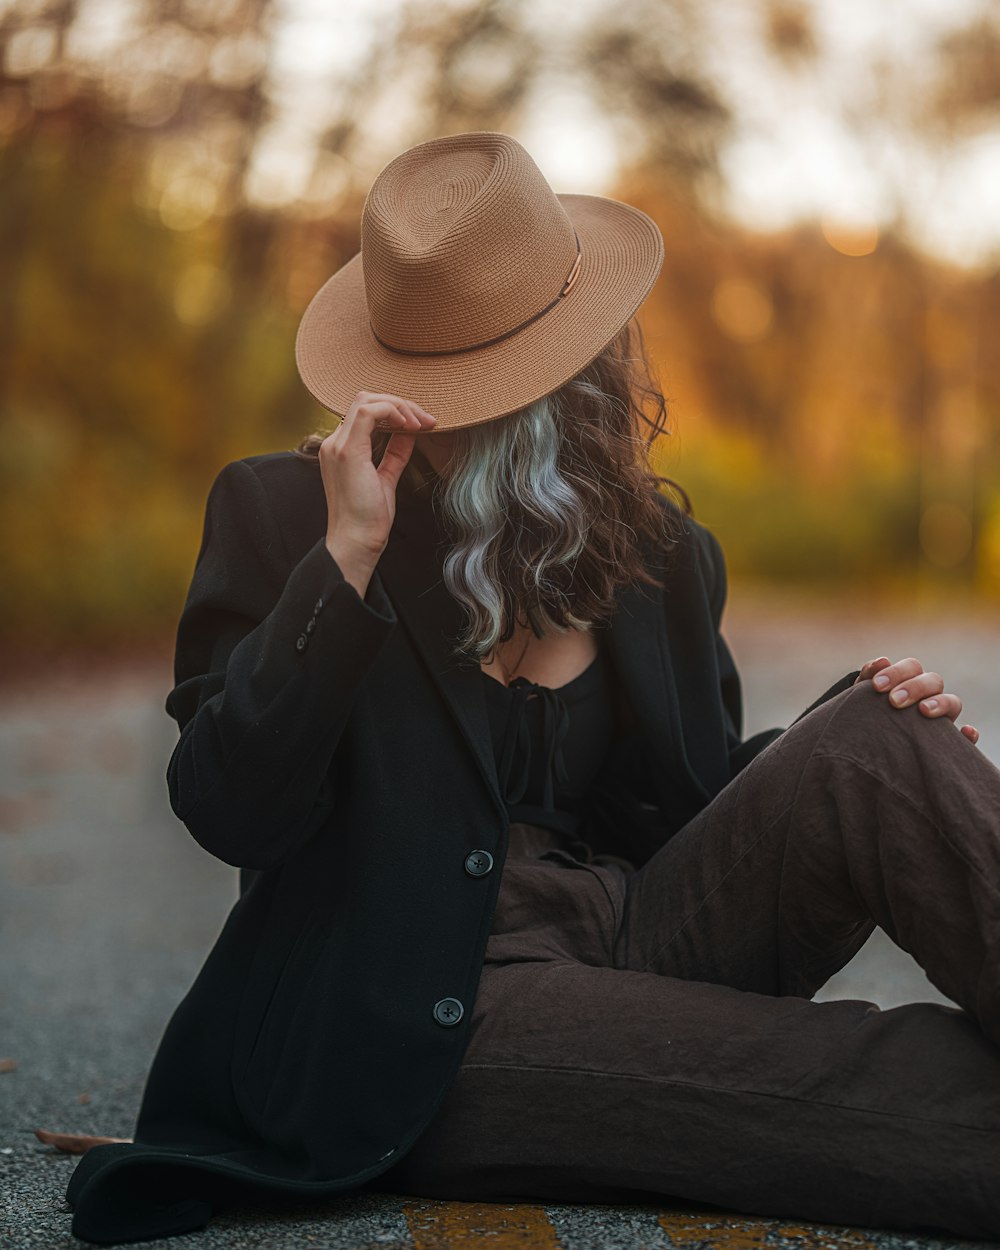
[[319, 427, 342, 458], [886, 671, 945, 707], [333, 393, 423, 451], [370, 393, 435, 420], [961, 724, 980, 745], [856, 656, 891, 684], [359, 393, 435, 433], [353, 395, 422, 440], [871, 657, 924, 692], [397, 398, 437, 428], [915, 691, 962, 721], [323, 402, 408, 460], [377, 430, 417, 490]]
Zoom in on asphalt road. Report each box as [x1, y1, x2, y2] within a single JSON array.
[[3, 588, 999, 1249]]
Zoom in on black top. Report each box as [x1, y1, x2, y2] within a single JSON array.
[[481, 634, 618, 837]]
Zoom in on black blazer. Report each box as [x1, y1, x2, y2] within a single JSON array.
[[66, 451, 859, 1243]]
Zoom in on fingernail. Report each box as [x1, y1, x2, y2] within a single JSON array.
[[890, 688, 908, 705], [873, 674, 890, 690], [921, 699, 938, 711]]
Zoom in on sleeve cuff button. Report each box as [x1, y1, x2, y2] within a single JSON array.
[[295, 634, 308, 652]]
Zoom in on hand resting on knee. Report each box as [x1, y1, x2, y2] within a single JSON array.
[[855, 655, 979, 746]]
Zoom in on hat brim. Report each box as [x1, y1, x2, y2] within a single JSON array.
[[294, 194, 664, 431]]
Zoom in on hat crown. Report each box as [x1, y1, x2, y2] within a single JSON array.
[[361, 133, 579, 355]]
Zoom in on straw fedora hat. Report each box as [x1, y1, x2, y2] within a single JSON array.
[[294, 131, 664, 431]]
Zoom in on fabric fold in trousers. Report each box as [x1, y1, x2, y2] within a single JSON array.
[[371, 681, 1000, 1239]]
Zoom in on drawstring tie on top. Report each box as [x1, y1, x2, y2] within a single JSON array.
[[495, 677, 572, 811]]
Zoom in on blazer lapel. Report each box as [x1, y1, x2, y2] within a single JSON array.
[[376, 498, 503, 812], [605, 578, 715, 809]]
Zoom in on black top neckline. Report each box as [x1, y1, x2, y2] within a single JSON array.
[[480, 650, 601, 696]]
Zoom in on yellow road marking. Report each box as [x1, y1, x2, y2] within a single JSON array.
[[405, 1199, 562, 1250], [657, 1210, 878, 1250]]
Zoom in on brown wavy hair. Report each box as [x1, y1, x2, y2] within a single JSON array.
[[292, 318, 691, 656]]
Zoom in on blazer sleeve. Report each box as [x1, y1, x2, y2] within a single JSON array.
[[698, 525, 860, 780], [164, 459, 398, 870]]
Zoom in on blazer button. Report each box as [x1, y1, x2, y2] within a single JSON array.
[[295, 634, 308, 652], [432, 997, 464, 1027], [314, 597, 324, 615], [464, 850, 494, 877], [305, 617, 316, 634]]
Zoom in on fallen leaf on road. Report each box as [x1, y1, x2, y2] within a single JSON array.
[[0, 1059, 17, 1072], [34, 1129, 132, 1154]]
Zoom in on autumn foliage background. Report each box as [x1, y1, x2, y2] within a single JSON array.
[[1, 0, 998, 676]]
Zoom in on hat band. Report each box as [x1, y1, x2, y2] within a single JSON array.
[[372, 234, 582, 358]]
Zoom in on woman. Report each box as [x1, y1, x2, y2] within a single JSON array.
[[67, 132, 1000, 1244]]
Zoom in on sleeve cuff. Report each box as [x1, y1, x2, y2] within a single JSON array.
[[281, 538, 396, 663]]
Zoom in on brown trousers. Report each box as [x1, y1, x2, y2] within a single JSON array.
[[373, 682, 1000, 1238]]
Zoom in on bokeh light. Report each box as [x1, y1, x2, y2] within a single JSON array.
[[711, 278, 775, 342], [820, 217, 880, 257], [919, 502, 975, 568]]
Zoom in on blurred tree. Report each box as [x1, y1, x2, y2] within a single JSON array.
[[0, 0, 735, 663], [929, 14, 1000, 137], [307, 0, 729, 215], [0, 0, 997, 668], [0, 0, 296, 662], [762, 1, 817, 64]]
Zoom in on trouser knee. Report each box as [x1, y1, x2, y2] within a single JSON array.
[[814, 677, 956, 762]]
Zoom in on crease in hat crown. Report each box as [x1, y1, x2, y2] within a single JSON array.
[[361, 132, 581, 356]]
